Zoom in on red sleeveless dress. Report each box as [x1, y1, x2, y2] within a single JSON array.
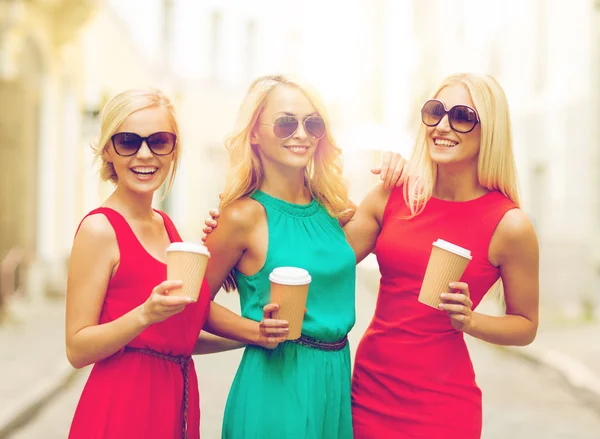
[[352, 187, 516, 439], [68, 207, 211, 439]]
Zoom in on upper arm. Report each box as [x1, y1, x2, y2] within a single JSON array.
[[491, 209, 539, 324], [203, 200, 258, 296], [344, 183, 390, 264], [66, 215, 118, 342]]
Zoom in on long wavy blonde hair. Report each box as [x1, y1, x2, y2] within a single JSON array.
[[403, 73, 520, 216], [220, 74, 350, 291], [93, 88, 181, 196]]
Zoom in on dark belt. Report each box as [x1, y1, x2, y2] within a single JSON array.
[[124, 346, 191, 439], [290, 334, 348, 351]]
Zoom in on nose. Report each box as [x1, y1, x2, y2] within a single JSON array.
[[435, 114, 452, 133], [136, 140, 153, 159], [292, 120, 308, 139]]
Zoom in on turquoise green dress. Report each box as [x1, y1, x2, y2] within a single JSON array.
[[222, 190, 356, 439]]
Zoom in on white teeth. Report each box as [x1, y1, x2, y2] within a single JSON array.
[[434, 139, 458, 147], [287, 146, 309, 153], [131, 167, 157, 174]]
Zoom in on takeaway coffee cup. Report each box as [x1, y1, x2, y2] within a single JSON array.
[[166, 242, 210, 302], [418, 239, 472, 309], [269, 267, 312, 340]]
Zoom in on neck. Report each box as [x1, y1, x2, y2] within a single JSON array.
[[433, 160, 488, 201], [260, 163, 310, 204], [105, 186, 156, 220]]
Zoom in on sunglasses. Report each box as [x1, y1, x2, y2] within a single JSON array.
[[421, 99, 480, 134], [110, 132, 176, 157], [259, 115, 326, 139]]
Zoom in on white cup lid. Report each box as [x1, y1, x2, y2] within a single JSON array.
[[167, 242, 210, 257], [269, 267, 311, 285], [432, 239, 471, 259]]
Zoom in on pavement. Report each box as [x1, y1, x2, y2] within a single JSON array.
[[0, 264, 599, 437]]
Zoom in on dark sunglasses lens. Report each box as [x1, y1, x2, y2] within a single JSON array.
[[421, 101, 445, 126], [304, 117, 326, 139], [273, 116, 299, 138], [147, 132, 176, 155], [113, 133, 142, 156], [450, 106, 478, 133]]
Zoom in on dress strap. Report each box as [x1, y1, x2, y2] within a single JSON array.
[[74, 207, 138, 266], [154, 209, 182, 242]]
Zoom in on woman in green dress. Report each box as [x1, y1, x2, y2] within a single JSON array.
[[202, 75, 403, 439]]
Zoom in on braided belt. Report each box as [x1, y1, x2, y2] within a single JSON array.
[[290, 334, 348, 351], [124, 346, 191, 439]]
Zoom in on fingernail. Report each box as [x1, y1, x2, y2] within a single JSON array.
[[440, 293, 447, 298], [449, 282, 456, 288]]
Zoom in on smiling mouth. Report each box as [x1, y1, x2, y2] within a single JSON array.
[[284, 146, 310, 153], [434, 139, 458, 148], [131, 166, 158, 175]]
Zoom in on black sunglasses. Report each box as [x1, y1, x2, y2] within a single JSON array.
[[110, 132, 176, 157], [421, 99, 480, 134], [259, 115, 326, 139]]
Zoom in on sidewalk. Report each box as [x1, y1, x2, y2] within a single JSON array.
[[0, 270, 599, 436], [0, 297, 78, 438], [502, 320, 600, 411]]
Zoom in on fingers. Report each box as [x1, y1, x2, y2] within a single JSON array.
[[153, 280, 183, 295], [449, 282, 470, 297], [378, 151, 392, 184], [438, 290, 472, 313], [210, 208, 220, 219]]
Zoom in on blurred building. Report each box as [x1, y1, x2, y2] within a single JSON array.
[[0, 0, 598, 319]]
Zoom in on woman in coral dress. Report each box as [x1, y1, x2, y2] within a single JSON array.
[[348, 73, 540, 438], [66, 89, 236, 439]]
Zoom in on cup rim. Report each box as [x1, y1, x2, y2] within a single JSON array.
[[166, 242, 210, 257], [269, 267, 312, 285], [432, 239, 471, 259]]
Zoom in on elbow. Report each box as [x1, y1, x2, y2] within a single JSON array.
[[66, 345, 88, 369], [515, 322, 538, 347]]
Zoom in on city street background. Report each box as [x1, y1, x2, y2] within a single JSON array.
[[1, 0, 600, 438]]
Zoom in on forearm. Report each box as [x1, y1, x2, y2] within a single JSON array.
[[466, 312, 538, 346], [66, 305, 148, 369], [193, 330, 247, 355], [203, 301, 260, 345]]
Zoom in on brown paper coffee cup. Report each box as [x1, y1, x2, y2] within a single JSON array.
[[166, 242, 210, 302], [418, 239, 471, 309], [269, 267, 311, 340]]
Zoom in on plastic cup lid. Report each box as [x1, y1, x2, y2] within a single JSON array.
[[432, 239, 471, 259], [269, 267, 312, 285], [166, 242, 210, 257]]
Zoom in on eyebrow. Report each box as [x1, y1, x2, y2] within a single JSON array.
[[276, 111, 319, 117]]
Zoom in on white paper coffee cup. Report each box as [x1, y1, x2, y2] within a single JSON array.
[[269, 267, 311, 340], [166, 242, 210, 301]]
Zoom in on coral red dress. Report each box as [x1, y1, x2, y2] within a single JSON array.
[[352, 187, 516, 439], [68, 207, 210, 439]]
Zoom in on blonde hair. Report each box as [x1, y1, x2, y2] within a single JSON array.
[[404, 73, 520, 216], [220, 74, 350, 291], [93, 88, 181, 195]]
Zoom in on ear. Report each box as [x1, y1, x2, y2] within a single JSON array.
[[250, 127, 261, 144], [102, 145, 113, 163]]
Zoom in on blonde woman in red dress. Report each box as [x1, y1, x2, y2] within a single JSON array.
[[349, 73, 539, 438], [66, 89, 239, 439]]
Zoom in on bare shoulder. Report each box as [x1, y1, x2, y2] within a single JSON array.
[[70, 213, 118, 267], [496, 209, 537, 242], [492, 208, 539, 263], [75, 213, 117, 245], [217, 197, 265, 232]]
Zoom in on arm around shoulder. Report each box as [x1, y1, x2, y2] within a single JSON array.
[[344, 183, 391, 264]]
